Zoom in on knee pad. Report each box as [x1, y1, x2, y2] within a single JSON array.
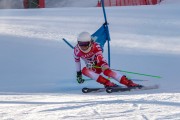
[[82, 67, 87, 75]]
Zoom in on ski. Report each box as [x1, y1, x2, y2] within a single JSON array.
[[82, 85, 159, 93], [82, 87, 106, 93], [106, 84, 159, 93]]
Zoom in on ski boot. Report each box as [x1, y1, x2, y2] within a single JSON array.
[[120, 76, 143, 88], [96, 75, 118, 88]]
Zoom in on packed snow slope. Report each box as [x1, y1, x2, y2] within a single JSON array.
[[0, 2, 180, 120], [160, 0, 180, 4], [46, 0, 98, 7]]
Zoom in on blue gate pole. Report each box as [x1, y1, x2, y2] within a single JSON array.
[[101, 0, 111, 67], [62, 38, 74, 49]]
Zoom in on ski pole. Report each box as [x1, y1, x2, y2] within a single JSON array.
[[84, 78, 148, 82], [93, 65, 161, 79], [83, 77, 110, 81], [113, 69, 161, 78], [83, 78, 93, 81]]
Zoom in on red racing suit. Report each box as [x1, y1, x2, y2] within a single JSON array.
[[73, 41, 123, 82]]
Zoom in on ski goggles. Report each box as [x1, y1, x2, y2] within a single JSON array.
[[78, 41, 91, 46]]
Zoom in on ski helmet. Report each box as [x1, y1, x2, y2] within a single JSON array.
[[77, 32, 91, 42], [77, 32, 92, 53]]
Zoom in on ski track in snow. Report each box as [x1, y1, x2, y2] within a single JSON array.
[[0, 93, 180, 120]]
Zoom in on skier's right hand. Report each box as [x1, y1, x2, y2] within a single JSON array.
[[76, 71, 84, 84]]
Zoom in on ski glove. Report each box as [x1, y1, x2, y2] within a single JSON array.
[[76, 71, 84, 84]]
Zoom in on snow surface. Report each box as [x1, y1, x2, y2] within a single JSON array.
[[160, 0, 180, 4], [0, 1, 180, 120], [0, 0, 24, 9], [46, 0, 98, 7], [0, 0, 98, 9]]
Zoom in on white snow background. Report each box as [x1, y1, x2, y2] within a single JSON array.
[[0, 0, 180, 120]]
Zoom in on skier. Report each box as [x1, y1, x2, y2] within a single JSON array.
[[74, 31, 142, 88]]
